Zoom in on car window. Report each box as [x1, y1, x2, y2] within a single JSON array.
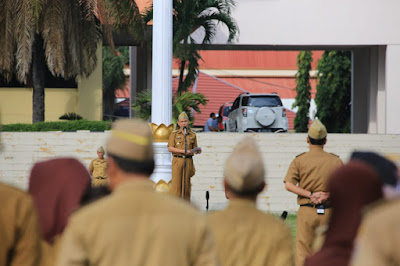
[[218, 106, 223, 116], [244, 96, 282, 107], [232, 98, 240, 110], [223, 106, 230, 116]]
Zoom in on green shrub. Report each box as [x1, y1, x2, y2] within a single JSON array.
[[59, 112, 83, 120], [2, 121, 111, 132]]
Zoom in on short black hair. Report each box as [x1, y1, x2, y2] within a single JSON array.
[[210, 113, 215, 117], [80, 186, 111, 206], [351, 151, 398, 187], [108, 153, 155, 176], [227, 183, 264, 197], [308, 136, 326, 145]]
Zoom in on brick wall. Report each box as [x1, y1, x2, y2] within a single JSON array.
[[1, 132, 399, 213]]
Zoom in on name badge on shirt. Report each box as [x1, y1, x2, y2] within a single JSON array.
[[316, 204, 325, 215]]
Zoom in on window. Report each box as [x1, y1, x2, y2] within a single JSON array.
[[242, 96, 282, 107]]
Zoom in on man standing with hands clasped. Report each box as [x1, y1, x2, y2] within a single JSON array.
[[284, 119, 342, 266], [168, 112, 201, 201]]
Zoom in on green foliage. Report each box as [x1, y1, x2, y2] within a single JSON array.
[[59, 112, 83, 120], [2, 121, 111, 132], [293, 51, 313, 132], [132, 90, 152, 121], [172, 92, 209, 124], [132, 90, 208, 125], [102, 46, 128, 118], [315, 51, 351, 133], [144, 0, 238, 95]]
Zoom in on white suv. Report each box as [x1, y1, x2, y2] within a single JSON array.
[[226, 93, 288, 132]]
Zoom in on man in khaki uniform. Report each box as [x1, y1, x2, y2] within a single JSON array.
[[0, 126, 42, 266], [351, 200, 400, 266], [89, 146, 108, 187], [0, 183, 42, 266], [208, 136, 294, 266], [168, 112, 201, 201], [57, 119, 218, 266], [284, 120, 342, 266]]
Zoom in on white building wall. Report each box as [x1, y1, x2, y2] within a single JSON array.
[[1, 132, 400, 213], [228, 0, 400, 46], [385, 45, 400, 134]]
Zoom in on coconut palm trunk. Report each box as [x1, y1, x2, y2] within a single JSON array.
[[32, 34, 46, 123]]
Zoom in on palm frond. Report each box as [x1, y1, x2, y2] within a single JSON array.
[[132, 90, 152, 120], [172, 91, 208, 124], [64, 0, 81, 78], [14, 0, 35, 83], [41, 0, 66, 77], [109, 0, 146, 44], [79, 19, 101, 78], [0, 0, 16, 81]]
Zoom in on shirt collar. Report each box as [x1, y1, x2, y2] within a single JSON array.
[[227, 198, 257, 209], [113, 178, 154, 194]]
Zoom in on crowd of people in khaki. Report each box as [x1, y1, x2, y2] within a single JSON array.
[[1, 116, 400, 266]]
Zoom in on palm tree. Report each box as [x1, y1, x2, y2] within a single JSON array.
[[0, 0, 145, 122], [144, 0, 238, 95], [132, 90, 208, 125]]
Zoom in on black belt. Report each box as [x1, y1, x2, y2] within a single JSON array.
[[300, 203, 331, 209], [173, 155, 193, 159]]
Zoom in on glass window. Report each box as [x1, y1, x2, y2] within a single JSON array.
[[223, 106, 230, 116], [243, 96, 282, 107]]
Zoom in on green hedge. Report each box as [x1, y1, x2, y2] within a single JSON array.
[[2, 120, 111, 132]]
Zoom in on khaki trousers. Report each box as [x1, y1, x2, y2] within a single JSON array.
[[296, 206, 331, 266], [171, 157, 195, 201]]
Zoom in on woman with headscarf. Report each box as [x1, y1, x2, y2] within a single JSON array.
[[304, 161, 383, 266], [29, 158, 91, 266]]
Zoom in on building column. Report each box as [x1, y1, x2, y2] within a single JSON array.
[[385, 45, 400, 134], [150, 0, 173, 186]]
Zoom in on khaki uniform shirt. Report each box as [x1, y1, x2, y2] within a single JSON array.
[[0, 183, 42, 266], [89, 158, 107, 178], [41, 236, 62, 266], [56, 179, 218, 266], [351, 200, 400, 266], [207, 199, 294, 266], [168, 129, 198, 155], [284, 146, 343, 205]]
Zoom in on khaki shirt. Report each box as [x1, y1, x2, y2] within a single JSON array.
[[168, 129, 198, 155], [284, 146, 343, 205], [351, 200, 400, 266], [89, 158, 107, 178], [0, 182, 41, 266], [207, 199, 294, 266], [56, 179, 218, 266]]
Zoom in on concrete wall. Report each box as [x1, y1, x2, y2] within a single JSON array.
[[227, 0, 400, 46], [77, 44, 103, 121], [0, 88, 78, 124], [1, 132, 399, 213], [0, 45, 102, 124]]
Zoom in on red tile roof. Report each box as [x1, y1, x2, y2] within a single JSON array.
[[172, 72, 248, 126], [220, 77, 317, 99], [173, 50, 323, 70]]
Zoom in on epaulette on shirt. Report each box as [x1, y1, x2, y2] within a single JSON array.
[[296, 152, 306, 157], [172, 129, 179, 133], [330, 153, 340, 157]]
